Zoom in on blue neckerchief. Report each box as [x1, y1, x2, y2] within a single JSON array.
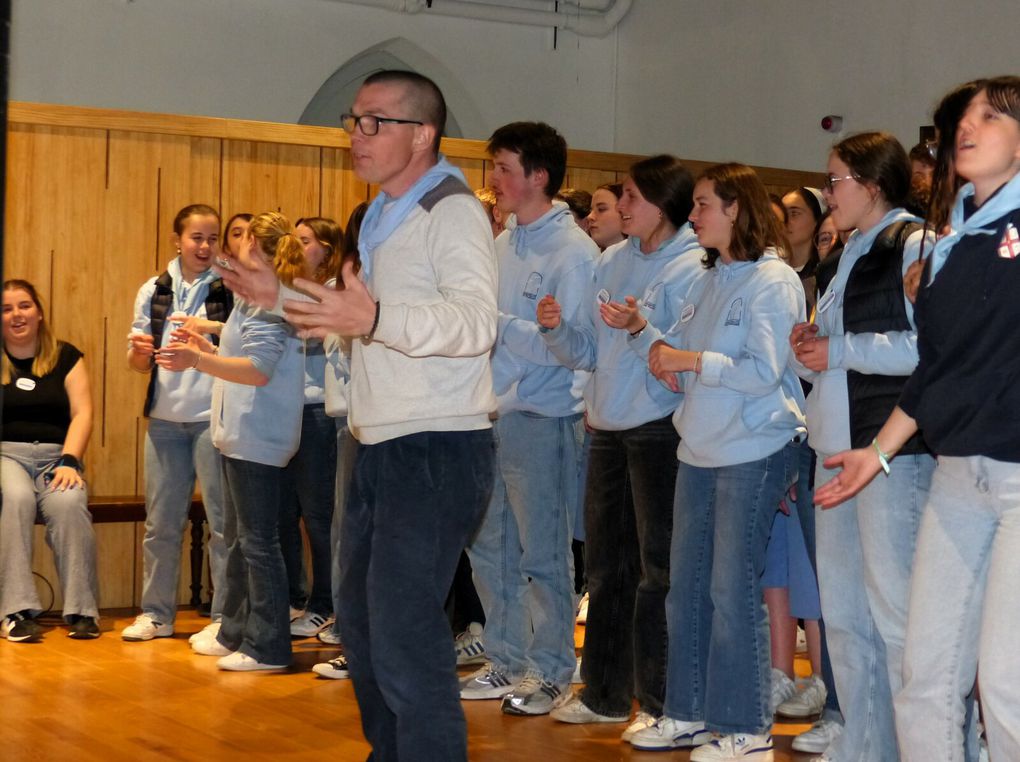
[[357, 155, 466, 280], [928, 171, 1020, 284]]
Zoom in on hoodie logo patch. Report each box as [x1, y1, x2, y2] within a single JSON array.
[[998, 223, 1020, 259], [642, 281, 663, 310], [523, 272, 543, 300], [725, 298, 744, 326]]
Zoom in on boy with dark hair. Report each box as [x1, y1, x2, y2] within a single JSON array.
[[462, 121, 598, 716]]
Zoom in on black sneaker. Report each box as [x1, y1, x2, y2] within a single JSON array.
[[67, 615, 101, 640], [3, 611, 42, 642]]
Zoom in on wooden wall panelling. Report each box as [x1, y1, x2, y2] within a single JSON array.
[[4, 124, 109, 487], [320, 147, 368, 224], [221, 140, 322, 224], [448, 156, 485, 193], [564, 167, 619, 193]]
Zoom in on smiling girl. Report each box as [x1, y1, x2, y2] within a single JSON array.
[[815, 76, 1020, 762]]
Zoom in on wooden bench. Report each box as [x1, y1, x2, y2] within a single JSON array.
[[37, 495, 210, 607]]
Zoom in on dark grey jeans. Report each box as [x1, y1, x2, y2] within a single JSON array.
[[338, 429, 494, 762]]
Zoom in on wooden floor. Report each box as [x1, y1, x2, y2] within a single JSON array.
[[0, 609, 816, 761]]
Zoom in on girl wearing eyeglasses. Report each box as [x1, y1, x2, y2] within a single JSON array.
[[815, 76, 1020, 762], [789, 131, 933, 761]]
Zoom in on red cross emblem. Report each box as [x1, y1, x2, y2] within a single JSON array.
[[998, 223, 1020, 259]]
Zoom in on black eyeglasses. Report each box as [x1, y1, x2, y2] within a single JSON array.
[[340, 113, 423, 136]]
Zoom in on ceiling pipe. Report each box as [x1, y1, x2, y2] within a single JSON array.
[[334, 0, 632, 38]]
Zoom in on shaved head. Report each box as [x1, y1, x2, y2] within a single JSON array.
[[362, 70, 446, 155]]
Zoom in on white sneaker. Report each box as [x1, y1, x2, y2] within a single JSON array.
[[690, 733, 773, 761], [217, 651, 287, 671], [312, 654, 350, 679], [454, 621, 486, 666], [576, 592, 589, 624], [791, 719, 842, 754], [188, 621, 221, 646], [629, 717, 712, 750], [460, 664, 516, 700], [571, 655, 583, 684], [317, 627, 342, 646], [191, 635, 233, 656], [290, 611, 334, 638], [121, 613, 173, 642], [621, 710, 657, 742], [549, 692, 629, 724], [778, 673, 827, 718], [769, 668, 796, 715]]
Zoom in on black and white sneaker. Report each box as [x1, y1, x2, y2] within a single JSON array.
[[3, 611, 42, 642], [290, 611, 334, 638], [312, 654, 350, 679], [460, 664, 516, 700], [67, 615, 101, 640]]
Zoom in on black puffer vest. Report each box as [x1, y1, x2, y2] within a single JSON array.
[[143, 271, 233, 417], [833, 220, 929, 453]]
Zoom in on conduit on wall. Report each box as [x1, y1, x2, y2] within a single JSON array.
[[331, 0, 632, 38]]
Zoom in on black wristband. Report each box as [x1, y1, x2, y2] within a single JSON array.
[[56, 453, 82, 472], [364, 301, 381, 341]]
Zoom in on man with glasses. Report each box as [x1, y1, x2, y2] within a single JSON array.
[[216, 70, 498, 762]]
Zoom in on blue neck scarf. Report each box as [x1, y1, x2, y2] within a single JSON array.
[[357, 155, 466, 280], [928, 171, 1020, 284]]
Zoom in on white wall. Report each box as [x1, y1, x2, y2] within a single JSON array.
[[11, 0, 1020, 171]]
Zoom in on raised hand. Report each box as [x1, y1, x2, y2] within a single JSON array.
[[284, 260, 377, 339]]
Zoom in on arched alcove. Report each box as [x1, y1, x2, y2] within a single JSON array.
[[298, 38, 485, 140]]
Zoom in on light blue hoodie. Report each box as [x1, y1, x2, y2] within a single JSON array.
[[492, 202, 599, 416], [130, 257, 218, 423], [211, 299, 305, 467], [541, 225, 706, 430], [792, 208, 928, 456], [667, 251, 806, 468]]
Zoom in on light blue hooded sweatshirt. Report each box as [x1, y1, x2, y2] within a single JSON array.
[[211, 299, 305, 467], [492, 202, 599, 417], [666, 251, 806, 468], [541, 225, 706, 430], [130, 256, 219, 422], [791, 208, 928, 456]]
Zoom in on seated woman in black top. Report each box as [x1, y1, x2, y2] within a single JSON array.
[[1, 279, 100, 641]]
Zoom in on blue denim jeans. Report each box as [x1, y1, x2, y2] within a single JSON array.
[[896, 456, 1020, 762], [815, 452, 933, 762], [467, 411, 580, 684], [328, 418, 356, 639], [580, 416, 677, 717], [142, 418, 227, 623], [337, 429, 494, 762], [216, 457, 292, 666], [1, 441, 99, 620], [664, 443, 797, 735], [279, 404, 337, 615]]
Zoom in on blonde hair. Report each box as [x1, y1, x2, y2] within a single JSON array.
[[248, 212, 306, 288], [2, 279, 60, 385]]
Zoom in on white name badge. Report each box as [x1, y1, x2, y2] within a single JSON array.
[[817, 289, 837, 313], [596, 288, 611, 305], [680, 303, 696, 323], [16, 377, 36, 391]]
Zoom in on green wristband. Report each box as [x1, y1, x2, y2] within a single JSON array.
[[871, 439, 891, 476]]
